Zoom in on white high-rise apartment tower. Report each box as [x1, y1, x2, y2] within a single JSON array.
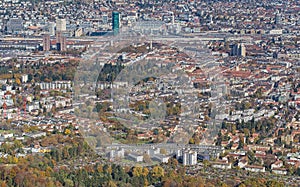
[[56, 18, 66, 32]]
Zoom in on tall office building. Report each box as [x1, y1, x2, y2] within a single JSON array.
[[43, 34, 51, 51], [47, 22, 56, 36], [56, 31, 62, 43], [231, 44, 238, 56], [189, 151, 197, 165], [183, 151, 197, 165], [56, 18, 66, 32], [240, 44, 246, 57], [112, 11, 120, 35], [231, 43, 246, 57], [60, 36, 66, 51], [183, 151, 189, 165], [56, 31, 66, 51]]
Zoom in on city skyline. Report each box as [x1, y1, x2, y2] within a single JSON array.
[[0, 0, 299, 186]]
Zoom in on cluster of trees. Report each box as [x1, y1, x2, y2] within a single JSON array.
[[97, 63, 124, 83], [0, 132, 292, 187], [166, 102, 181, 116], [238, 178, 284, 187], [0, 151, 287, 187], [31, 62, 77, 82], [216, 117, 278, 150], [252, 88, 264, 99], [188, 133, 202, 145], [0, 73, 22, 80], [94, 102, 112, 113], [95, 88, 111, 100], [1, 60, 78, 84], [234, 101, 253, 111], [129, 99, 181, 118], [221, 116, 277, 139], [0, 140, 23, 155]]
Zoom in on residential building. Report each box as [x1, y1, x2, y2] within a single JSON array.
[[245, 165, 266, 173], [231, 43, 246, 57], [272, 168, 287, 175], [43, 34, 51, 51], [271, 160, 283, 169], [56, 18, 66, 32], [152, 154, 170, 163], [56, 31, 66, 51], [211, 161, 232, 169], [128, 153, 143, 162], [183, 151, 197, 165], [47, 22, 56, 36]]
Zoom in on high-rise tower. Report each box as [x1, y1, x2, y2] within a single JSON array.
[[112, 11, 120, 35], [231, 43, 246, 57], [43, 34, 50, 51], [240, 44, 246, 57], [56, 18, 66, 32], [56, 31, 66, 51], [47, 22, 55, 36]]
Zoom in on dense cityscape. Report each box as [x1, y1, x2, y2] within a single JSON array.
[[0, 0, 300, 186]]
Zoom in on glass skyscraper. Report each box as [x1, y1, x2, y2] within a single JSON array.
[[112, 11, 120, 35]]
